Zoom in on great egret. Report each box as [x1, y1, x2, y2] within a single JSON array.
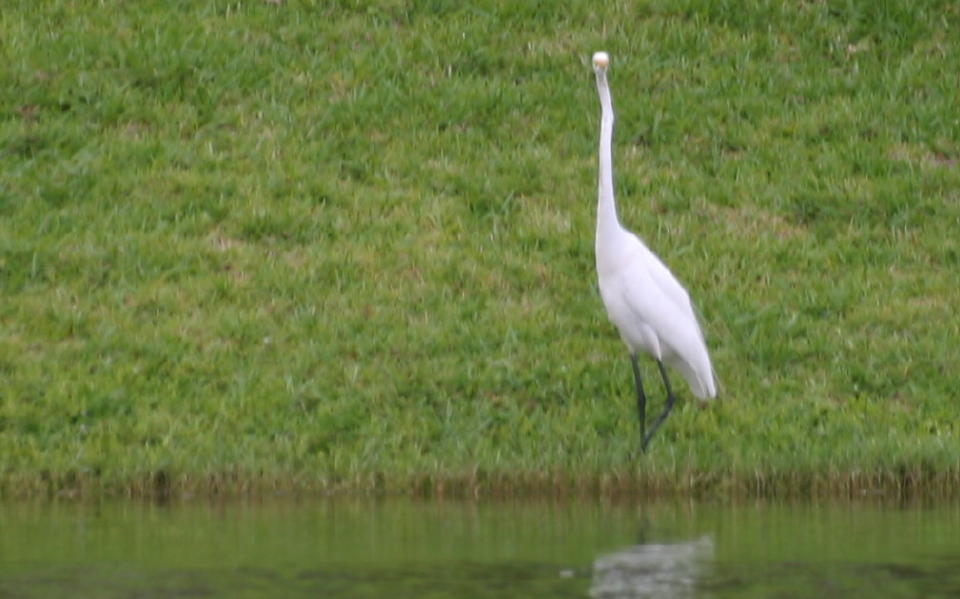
[[591, 51, 716, 451]]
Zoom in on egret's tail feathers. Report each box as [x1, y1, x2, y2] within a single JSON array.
[[690, 376, 716, 401], [669, 354, 716, 400]]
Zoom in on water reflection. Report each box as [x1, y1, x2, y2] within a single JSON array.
[[590, 536, 713, 599], [0, 499, 958, 598]]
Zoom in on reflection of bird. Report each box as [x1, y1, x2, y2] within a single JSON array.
[[591, 51, 717, 451], [590, 536, 713, 599]]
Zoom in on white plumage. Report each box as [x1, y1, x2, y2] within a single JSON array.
[[591, 51, 716, 450]]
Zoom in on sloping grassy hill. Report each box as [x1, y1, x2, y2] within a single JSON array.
[[1, 0, 958, 497]]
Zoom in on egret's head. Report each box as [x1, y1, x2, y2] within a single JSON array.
[[592, 51, 609, 73]]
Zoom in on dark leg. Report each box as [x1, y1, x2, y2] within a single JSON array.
[[630, 354, 647, 441], [641, 360, 677, 451]]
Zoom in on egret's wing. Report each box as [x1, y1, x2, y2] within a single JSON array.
[[618, 242, 716, 398], [629, 234, 699, 327], [619, 266, 701, 356]]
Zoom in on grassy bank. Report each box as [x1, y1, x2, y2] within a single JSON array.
[[1, 0, 959, 498]]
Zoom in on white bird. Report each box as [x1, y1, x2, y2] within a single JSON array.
[[591, 51, 717, 451]]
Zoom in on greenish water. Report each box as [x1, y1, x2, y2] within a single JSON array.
[[1, 498, 958, 598]]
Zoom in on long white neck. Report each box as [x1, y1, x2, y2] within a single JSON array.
[[595, 70, 621, 242]]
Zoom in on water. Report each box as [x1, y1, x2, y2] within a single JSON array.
[[1, 498, 958, 598]]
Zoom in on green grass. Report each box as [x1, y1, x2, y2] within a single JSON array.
[[1, 0, 959, 498]]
